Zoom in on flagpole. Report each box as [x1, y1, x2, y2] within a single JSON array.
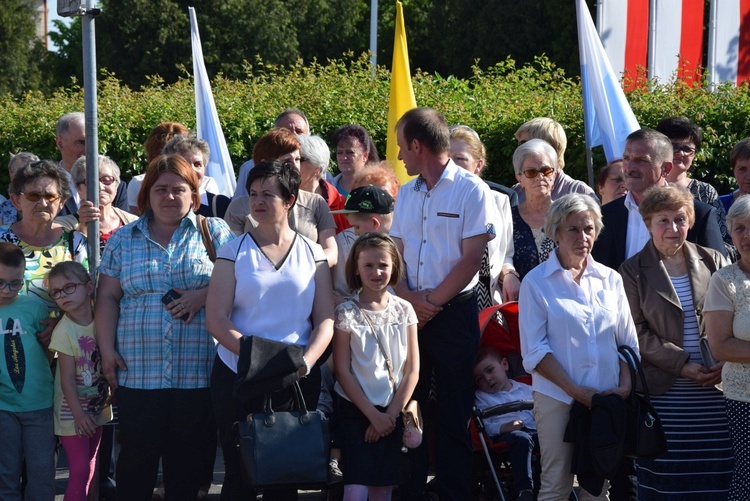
[[647, 0, 657, 81], [707, 0, 718, 90], [370, 0, 378, 72], [82, 0, 100, 282]]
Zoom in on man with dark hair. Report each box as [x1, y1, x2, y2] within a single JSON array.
[[592, 128, 727, 270], [391, 107, 496, 500]]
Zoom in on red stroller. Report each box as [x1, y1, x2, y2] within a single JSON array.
[[470, 302, 539, 501]]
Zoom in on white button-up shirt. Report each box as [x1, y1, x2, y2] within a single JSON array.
[[391, 160, 496, 293], [624, 192, 650, 260], [519, 250, 638, 404]]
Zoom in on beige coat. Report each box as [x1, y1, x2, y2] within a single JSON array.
[[619, 240, 726, 395]]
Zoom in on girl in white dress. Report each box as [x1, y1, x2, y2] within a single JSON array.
[[333, 233, 419, 501]]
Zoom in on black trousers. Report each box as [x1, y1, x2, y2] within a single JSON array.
[[115, 386, 212, 501], [401, 297, 480, 501]]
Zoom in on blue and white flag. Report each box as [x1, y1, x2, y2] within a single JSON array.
[[576, 0, 640, 162], [190, 7, 236, 197]]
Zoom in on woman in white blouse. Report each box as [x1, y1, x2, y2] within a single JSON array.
[[519, 194, 638, 500]]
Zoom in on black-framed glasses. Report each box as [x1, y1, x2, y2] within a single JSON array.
[[671, 143, 696, 155], [20, 192, 61, 203], [0, 280, 24, 292], [522, 167, 555, 178], [49, 282, 87, 299], [77, 176, 117, 187]]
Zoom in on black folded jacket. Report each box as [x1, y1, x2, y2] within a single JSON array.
[[233, 336, 305, 401]]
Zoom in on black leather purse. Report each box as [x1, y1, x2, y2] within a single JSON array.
[[234, 381, 330, 488], [618, 345, 668, 459]]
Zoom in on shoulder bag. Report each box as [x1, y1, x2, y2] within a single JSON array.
[[354, 300, 423, 451], [618, 345, 668, 459], [234, 381, 330, 488]]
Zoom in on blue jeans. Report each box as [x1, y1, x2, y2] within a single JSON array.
[[495, 429, 535, 491], [0, 407, 55, 501]]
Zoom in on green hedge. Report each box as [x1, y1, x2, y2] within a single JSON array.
[[2, 53, 750, 194]]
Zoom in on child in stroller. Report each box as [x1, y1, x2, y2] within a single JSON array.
[[474, 345, 536, 501]]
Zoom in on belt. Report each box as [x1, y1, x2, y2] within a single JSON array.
[[441, 289, 476, 310]]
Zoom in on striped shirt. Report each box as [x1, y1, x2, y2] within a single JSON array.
[[99, 211, 235, 389], [670, 274, 701, 362]]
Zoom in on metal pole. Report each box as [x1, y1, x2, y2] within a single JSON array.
[[707, 0, 718, 90], [586, 146, 595, 190], [82, 0, 99, 284], [370, 0, 378, 72]]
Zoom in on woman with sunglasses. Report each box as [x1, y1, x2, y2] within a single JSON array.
[[56, 155, 137, 253], [0, 160, 88, 315], [511, 139, 558, 280]]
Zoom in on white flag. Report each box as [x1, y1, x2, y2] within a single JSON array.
[[577, 0, 640, 162], [190, 7, 236, 197]]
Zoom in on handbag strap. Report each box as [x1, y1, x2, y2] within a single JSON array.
[[353, 299, 397, 394], [261, 381, 311, 425], [618, 345, 654, 404], [197, 214, 217, 262]]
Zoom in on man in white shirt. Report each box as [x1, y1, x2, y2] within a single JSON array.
[[390, 107, 496, 501], [592, 128, 726, 269]]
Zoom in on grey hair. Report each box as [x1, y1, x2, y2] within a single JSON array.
[[162, 134, 210, 166], [512, 139, 559, 176], [71, 155, 121, 185], [626, 128, 673, 166], [545, 193, 603, 241], [8, 152, 39, 174], [296, 134, 330, 180], [727, 195, 750, 234], [56, 112, 85, 136]]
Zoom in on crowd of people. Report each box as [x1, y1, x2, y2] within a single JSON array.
[[0, 106, 749, 501]]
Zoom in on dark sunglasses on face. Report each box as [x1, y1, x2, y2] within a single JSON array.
[[522, 167, 555, 178], [20, 192, 61, 203]]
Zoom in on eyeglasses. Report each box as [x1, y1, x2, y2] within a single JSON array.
[[77, 176, 117, 187], [49, 282, 87, 300], [19, 192, 61, 204], [671, 144, 696, 156], [522, 167, 555, 178], [0, 280, 24, 292]]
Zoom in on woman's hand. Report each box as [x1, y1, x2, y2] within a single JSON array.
[[680, 362, 722, 386], [165, 287, 208, 324], [101, 350, 127, 389], [571, 385, 599, 408], [364, 411, 397, 443], [73, 411, 98, 438], [77, 200, 101, 224], [501, 273, 521, 302]]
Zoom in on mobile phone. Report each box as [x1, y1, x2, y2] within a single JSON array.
[[161, 289, 189, 321], [700, 337, 718, 368]]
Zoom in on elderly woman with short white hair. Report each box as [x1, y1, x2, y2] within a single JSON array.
[[57, 155, 137, 253], [297, 134, 349, 233], [520, 194, 638, 500]]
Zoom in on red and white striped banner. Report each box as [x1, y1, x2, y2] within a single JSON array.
[[708, 0, 750, 86], [598, 0, 649, 88], [599, 0, 705, 87], [649, 0, 705, 85]]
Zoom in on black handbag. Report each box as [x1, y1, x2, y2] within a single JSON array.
[[234, 381, 331, 488], [618, 345, 668, 459]]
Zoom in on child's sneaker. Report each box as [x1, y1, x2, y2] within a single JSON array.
[[328, 458, 343, 483]]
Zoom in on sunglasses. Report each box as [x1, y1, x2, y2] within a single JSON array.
[[0, 280, 24, 292], [49, 282, 87, 300], [20, 192, 61, 203], [522, 167, 555, 178], [77, 176, 117, 186]]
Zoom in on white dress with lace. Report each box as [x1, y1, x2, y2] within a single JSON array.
[[705, 263, 750, 403], [333, 293, 417, 408]]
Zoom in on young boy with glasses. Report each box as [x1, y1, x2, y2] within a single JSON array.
[[0, 242, 55, 499]]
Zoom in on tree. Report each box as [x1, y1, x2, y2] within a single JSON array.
[[0, 0, 47, 96]]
